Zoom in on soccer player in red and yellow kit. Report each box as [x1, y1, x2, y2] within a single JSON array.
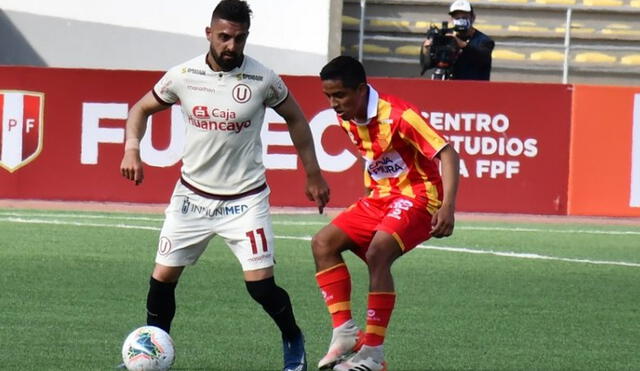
[[312, 56, 460, 371]]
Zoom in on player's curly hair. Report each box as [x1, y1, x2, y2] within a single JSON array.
[[320, 56, 367, 90], [212, 0, 252, 27]]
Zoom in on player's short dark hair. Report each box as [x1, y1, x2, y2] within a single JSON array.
[[319, 56, 367, 90], [212, 0, 252, 27]]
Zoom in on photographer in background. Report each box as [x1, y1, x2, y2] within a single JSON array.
[[420, 0, 494, 80]]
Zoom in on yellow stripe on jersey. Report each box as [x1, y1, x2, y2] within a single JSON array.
[[376, 178, 392, 198], [399, 133, 421, 154], [340, 120, 350, 133], [401, 109, 447, 156], [377, 112, 392, 150], [378, 98, 393, 122], [357, 124, 374, 159], [410, 151, 441, 215], [397, 171, 416, 198], [372, 100, 395, 198], [424, 180, 442, 215]]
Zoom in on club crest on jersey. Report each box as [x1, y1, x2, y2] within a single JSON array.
[[0, 90, 45, 173], [158, 237, 172, 256], [232, 84, 252, 103]]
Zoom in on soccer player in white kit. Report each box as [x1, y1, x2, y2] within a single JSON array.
[[119, 1, 329, 370]]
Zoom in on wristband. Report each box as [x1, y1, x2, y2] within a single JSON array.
[[125, 138, 140, 151]]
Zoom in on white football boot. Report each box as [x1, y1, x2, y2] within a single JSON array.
[[332, 345, 387, 371], [317, 320, 364, 370]]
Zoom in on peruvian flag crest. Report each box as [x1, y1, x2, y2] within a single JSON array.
[[0, 90, 45, 172]]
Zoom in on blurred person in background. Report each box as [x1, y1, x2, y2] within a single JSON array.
[[420, 0, 494, 80]]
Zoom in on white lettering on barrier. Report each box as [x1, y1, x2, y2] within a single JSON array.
[[25, 119, 35, 133], [448, 135, 537, 157], [1, 94, 23, 168], [260, 108, 358, 172], [459, 159, 469, 178], [425, 111, 509, 133], [261, 108, 297, 170], [476, 160, 520, 179], [423, 111, 539, 179], [81, 103, 184, 166], [78, 103, 534, 180], [630, 94, 640, 207], [79, 104, 358, 172], [140, 105, 185, 167], [309, 109, 357, 172], [81, 103, 127, 164]]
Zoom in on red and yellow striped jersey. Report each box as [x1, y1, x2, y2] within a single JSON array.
[[338, 87, 448, 212]]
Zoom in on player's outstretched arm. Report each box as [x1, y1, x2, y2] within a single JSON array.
[[120, 91, 169, 185], [274, 93, 330, 213], [431, 144, 460, 238]]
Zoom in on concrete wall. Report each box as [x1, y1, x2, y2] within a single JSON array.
[[0, 0, 341, 74]]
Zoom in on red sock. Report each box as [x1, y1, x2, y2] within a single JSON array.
[[364, 292, 396, 346], [315, 263, 352, 328]]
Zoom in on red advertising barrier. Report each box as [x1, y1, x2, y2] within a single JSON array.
[[569, 85, 640, 217], [0, 66, 572, 214], [371, 79, 572, 214]]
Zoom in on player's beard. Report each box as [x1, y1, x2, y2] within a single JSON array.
[[211, 47, 242, 71]]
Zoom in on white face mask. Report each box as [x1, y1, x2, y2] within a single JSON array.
[[452, 18, 472, 32]]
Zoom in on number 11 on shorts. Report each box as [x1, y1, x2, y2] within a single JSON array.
[[246, 228, 268, 254]]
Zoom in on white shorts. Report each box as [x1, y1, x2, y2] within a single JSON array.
[[155, 181, 275, 271]]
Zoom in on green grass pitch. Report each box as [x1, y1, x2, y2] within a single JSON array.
[[1, 209, 639, 370]]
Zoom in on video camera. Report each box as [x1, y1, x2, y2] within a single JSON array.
[[420, 21, 460, 80]]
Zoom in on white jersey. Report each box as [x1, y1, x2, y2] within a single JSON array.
[[153, 54, 288, 195]]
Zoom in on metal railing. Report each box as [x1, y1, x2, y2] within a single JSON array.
[[353, 0, 640, 83]]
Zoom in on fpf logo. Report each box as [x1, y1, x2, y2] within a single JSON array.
[[0, 90, 45, 172]]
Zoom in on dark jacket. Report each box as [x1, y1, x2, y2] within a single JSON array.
[[420, 29, 495, 80], [452, 29, 494, 80]]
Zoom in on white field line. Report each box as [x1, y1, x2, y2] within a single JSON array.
[[2, 216, 639, 268], [419, 245, 640, 267], [0, 217, 162, 231], [1, 211, 640, 235], [0, 211, 164, 222], [460, 226, 640, 236]]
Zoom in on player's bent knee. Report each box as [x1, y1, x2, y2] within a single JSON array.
[[310, 233, 325, 254], [152, 264, 185, 283], [311, 232, 337, 257], [365, 245, 400, 267], [243, 267, 273, 282]]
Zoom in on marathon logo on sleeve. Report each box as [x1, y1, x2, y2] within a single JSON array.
[[0, 90, 44, 172], [366, 150, 408, 181]]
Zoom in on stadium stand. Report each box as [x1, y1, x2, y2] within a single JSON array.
[[341, 0, 640, 85]]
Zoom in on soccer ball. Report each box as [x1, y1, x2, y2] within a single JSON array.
[[121, 326, 175, 371]]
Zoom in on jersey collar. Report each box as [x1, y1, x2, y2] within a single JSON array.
[[353, 84, 379, 126]]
